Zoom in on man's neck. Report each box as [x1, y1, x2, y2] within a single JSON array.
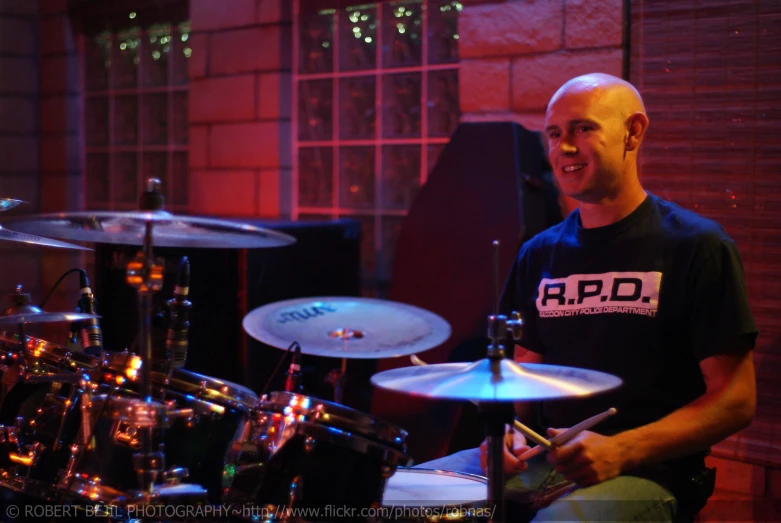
[[578, 184, 648, 229]]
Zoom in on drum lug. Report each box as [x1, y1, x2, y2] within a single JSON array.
[[8, 441, 44, 468], [162, 466, 190, 485]]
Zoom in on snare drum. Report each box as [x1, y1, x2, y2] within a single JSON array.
[[224, 391, 411, 518], [382, 469, 488, 522]]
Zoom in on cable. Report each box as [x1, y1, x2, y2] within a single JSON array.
[[259, 341, 300, 398], [39, 268, 84, 309]]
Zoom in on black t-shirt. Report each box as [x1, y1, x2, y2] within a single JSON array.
[[500, 193, 757, 453]]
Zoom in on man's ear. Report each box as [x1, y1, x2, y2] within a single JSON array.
[[625, 112, 649, 152]]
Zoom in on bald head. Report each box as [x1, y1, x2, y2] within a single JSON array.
[[543, 73, 650, 205], [548, 73, 646, 120]]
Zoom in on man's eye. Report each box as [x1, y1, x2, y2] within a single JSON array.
[[548, 132, 560, 139], [576, 126, 592, 133]]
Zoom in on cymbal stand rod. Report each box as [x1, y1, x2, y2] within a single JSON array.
[[493, 240, 500, 316], [326, 357, 348, 404], [140, 220, 155, 496], [141, 221, 153, 403]]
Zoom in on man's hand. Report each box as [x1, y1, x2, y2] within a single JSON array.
[[545, 428, 625, 486], [479, 430, 531, 475]]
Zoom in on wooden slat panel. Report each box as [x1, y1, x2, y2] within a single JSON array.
[[631, 0, 781, 467]]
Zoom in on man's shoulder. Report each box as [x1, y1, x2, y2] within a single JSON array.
[[523, 213, 576, 251], [649, 194, 733, 246]]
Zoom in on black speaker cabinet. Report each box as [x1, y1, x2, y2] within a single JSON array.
[[93, 218, 368, 407]]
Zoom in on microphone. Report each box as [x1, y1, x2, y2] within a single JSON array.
[[166, 257, 191, 368], [78, 272, 103, 357], [284, 343, 302, 393]]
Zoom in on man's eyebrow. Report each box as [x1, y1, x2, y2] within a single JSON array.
[[569, 118, 600, 128], [545, 119, 600, 133]]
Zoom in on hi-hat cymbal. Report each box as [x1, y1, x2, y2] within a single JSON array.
[[2, 211, 296, 249], [0, 198, 25, 212], [0, 225, 92, 251], [370, 359, 622, 402], [243, 297, 451, 359]]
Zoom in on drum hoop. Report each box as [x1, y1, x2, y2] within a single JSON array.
[[294, 421, 411, 464], [392, 467, 488, 485], [260, 391, 408, 447], [0, 332, 101, 370], [103, 352, 258, 411]]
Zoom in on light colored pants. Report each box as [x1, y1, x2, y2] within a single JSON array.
[[418, 448, 677, 522]]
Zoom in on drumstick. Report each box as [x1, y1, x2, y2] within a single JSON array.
[[408, 354, 553, 449], [516, 407, 617, 461]]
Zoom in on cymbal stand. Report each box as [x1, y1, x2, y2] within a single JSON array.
[[125, 179, 166, 495], [482, 240, 524, 523], [481, 312, 522, 523], [326, 327, 358, 404], [325, 358, 348, 404]]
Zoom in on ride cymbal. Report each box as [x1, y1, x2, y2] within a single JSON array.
[[243, 296, 451, 359], [370, 358, 622, 401]]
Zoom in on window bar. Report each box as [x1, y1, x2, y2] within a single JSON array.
[[108, 34, 116, 210], [136, 28, 145, 209], [374, 2, 384, 293], [291, 0, 301, 220], [78, 34, 87, 211], [168, 24, 175, 209], [421, 0, 430, 185], [332, 8, 341, 221], [297, 61, 455, 80]]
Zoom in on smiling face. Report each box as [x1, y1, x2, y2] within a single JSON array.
[[544, 76, 646, 205]]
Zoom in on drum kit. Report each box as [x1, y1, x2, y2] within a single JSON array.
[[0, 181, 622, 522]]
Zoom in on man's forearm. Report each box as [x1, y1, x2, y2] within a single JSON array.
[[614, 354, 755, 471]]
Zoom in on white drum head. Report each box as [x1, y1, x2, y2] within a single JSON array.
[[383, 468, 487, 507]]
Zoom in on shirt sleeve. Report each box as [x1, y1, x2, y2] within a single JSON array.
[[689, 238, 758, 361]]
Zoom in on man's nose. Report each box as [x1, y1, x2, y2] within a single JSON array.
[[560, 139, 577, 155]]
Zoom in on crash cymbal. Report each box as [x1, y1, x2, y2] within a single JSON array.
[[0, 310, 100, 326], [2, 211, 296, 249], [0, 198, 25, 212], [243, 296, 451, 359], [370, 359, 622, 401], [0, 225, 92, 251]]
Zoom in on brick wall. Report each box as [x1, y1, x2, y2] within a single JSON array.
[[0, 0, 43, 302], [459, 0, 623, 134], [36, 0, 83, 322], [187, 0, 292, 218]]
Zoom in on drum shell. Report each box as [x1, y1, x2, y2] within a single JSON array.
[[0, 349, 256, 505], [224, 391, 412, 515]]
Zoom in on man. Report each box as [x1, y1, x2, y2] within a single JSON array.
[[420, 73, 757, 521]]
